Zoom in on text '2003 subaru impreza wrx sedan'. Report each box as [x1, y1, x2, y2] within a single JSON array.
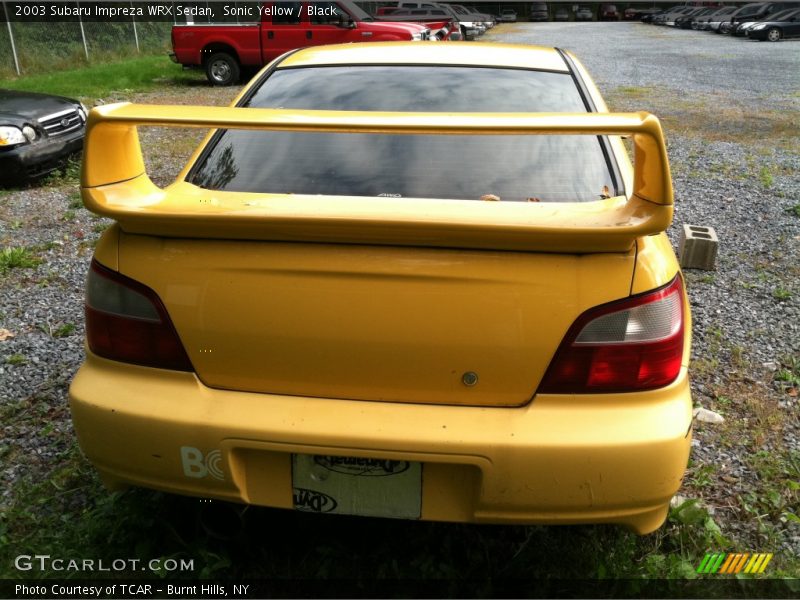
[[70, 42, 692, 535]]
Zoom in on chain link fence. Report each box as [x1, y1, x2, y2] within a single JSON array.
[[0, 20, 175, 79], [0, 2, 186, 79]]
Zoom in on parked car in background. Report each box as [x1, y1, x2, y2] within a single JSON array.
[[377, 6, 463, 40], [747, 7, 800, 39], [575, 5, 593, 20], [721, 1, 800, 33], [171, 1, 431, 85], [73, 41, 692, 536], [387, 5, 479, 38], [655, 6, 697, 26], [0, 89, 85, 185], [735, 6, 799, 34], [499, 8, 517, 22], [530, 3, 549, 21], [450, 4, 494, 29], [675, 7, 714, 29], [554, 6, 570, 20], [625, 6, 661, 20], [466, 5, 496, 27], [694, 6, 736, 30], [640, 8, 667, 23], [599, 4, 619, 20]]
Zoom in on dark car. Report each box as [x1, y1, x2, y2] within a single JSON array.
[[675, 7, 714, 29], [736, 7, 798, 34], [530, 3, 549, 21], [695, 6, 737, 30], [721, 1, 800, 33], [628, 7, 663, 21], [554, 6, 570, 20], [643, 5, 683, 24], [748, 7, 800, 39], [0, 89, 85, 184]]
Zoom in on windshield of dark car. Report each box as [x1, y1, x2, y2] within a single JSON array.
[[190, 66, 616, 203]]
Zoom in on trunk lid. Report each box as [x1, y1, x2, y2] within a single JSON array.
[[118, 232, 634, 406]]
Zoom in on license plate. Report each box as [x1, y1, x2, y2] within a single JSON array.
[[292, 454, 422, 519]]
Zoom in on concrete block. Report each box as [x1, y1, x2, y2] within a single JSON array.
[[679, 224, 718, 270]]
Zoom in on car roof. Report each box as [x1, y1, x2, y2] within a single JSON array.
[[278, 42, 569, 72]]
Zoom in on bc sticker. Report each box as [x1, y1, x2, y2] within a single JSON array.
[[180, 446, 224, 480]]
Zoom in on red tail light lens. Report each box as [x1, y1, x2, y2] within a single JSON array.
[[85, 260, 193, 372], [538, 276, 685, 394]]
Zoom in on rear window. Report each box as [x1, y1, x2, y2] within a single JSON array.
[[190, 66, 616, 203]]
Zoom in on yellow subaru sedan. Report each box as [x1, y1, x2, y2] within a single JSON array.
[[70, 42, 692, 534]]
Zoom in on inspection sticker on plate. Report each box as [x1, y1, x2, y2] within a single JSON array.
[[292, 454, 422, 519]]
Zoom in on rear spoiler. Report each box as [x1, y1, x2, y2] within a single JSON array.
[[81, 103, 673, 253]]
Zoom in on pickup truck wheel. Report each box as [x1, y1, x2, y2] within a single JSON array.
[[206, 52, 240, 86]]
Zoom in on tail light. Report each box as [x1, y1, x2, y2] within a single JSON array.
[[539, 276, 685, 394], [85, 260, 193, 371]]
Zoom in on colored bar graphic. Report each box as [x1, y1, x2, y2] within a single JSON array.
[[758, 554, 773, 574], [698, 552, 774, 575], [711, 553, 726, 573], [696, 554, 712, 574], [733, 553, 749, 573], [719, 553, 737, 574], [744, 554, 760, 574]]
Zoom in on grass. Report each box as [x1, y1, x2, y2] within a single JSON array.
[[38, 322, 77, 338], [739, 449, 800, 542], [0, 247, 40, 275], [53, 323, 76, 338], [43, 156, 82, 187], [775, 356, 800, 391], [759, 166, 774, 189], [688, 464, 717, 489], [5, 353, 26, 365], [615, 85, 654, 99], [1, 55, 201, 104], [68, 192, 84, 210], [772, 287, 792, 301]]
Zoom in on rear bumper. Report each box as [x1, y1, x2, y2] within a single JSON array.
[[70, 351, 692, 534]]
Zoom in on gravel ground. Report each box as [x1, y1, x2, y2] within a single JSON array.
[[489, 22, 799, 112], [1, 23, 799, 563]]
